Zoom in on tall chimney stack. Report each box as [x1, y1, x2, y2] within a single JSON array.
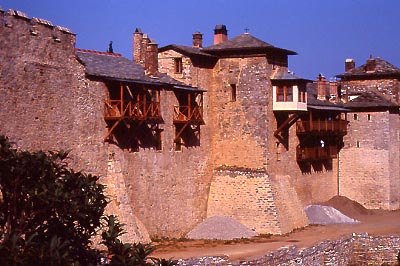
[[133, 28, 143, 64], [192, 31, 203, 48], [317, 74, 328, 101], [345, 58, 355, 72], [145, 41, 158, 77], [214, 25, 228, 45], [329, 81, 338, 103]]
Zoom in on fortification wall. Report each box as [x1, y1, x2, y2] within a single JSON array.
[[210, 57, 271, 169], [115, 88, 214, 238], [339, 111, 394, 209], [0, 9, 152, 242]]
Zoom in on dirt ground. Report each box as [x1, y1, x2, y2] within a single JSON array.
[[152, 196, 400, 261]]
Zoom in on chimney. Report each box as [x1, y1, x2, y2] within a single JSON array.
[[139, 34, 150, 67], [345, 58, 355, 72], [329, 81, 338, 103], [192, 31, 203, 48], [317, 74, 328, 101], [145, 41, 158, 77], [133, 28, 143, 64], [366, 54, 376, 72], [214, 24, 228, 45]]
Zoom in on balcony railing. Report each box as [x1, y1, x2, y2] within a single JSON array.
[[104, 100, 161, 121], [173, 105, 204, 124], [297, 145, 338, 161], [296, 120, 347, 135]]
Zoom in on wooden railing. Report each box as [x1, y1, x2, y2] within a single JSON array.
[[296, 120, 347, 135], [104, 99, 161, 121], [173, 105, 204, 124], [297, 145, 338, 161]]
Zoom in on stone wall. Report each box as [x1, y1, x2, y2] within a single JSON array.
[[176, 234, 400, 265], [0, 10, 148, 241], [116, 88, 214, 238], [339, 111, 398, 209]]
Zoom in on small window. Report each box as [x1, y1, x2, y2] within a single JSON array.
[[367, 114, 372, 121], [230, 84, 237, 102], [356, 141, 361, 148], [298, 90, 306, 103], [276, 86, 293, 102], [353, 114, 358, 120], [174, 58, 183, 74]]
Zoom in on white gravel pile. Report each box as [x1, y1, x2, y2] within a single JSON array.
[[305, 205, 360, 225], [186, 216, 258, 240]]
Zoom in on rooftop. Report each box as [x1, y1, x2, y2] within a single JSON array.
[[337, 57, 400, 79]]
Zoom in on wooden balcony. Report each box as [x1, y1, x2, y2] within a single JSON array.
[[104, 99, 161, 122], [296, 120, 347, 136], [173, 105, 204, 124], [297, 145, 338, 162]]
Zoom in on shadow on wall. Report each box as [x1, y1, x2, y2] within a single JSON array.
[[298, 159, 333, 174]]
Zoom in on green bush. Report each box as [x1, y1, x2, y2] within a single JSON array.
[[0, 135, 177, 266]]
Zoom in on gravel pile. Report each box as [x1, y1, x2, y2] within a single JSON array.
[[186, 216, 258, 240], [305, 205, 360, 225]]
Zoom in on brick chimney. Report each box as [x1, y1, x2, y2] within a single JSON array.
[[317, 74, 328, 101], [192, 31, 203, 48], [366, 55, 376, 72], [145, 41, 158, 77], [138, 34, 150, 67], [329, 81, 338, 103], [214, 25, 228, 45], [133, 28, 143, 63], [345, 58, 355, 72]]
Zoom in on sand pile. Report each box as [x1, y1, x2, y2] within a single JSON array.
[[186, 216, 258, 240], [321, 195, 373, 219], [305, 205, 360, 225]]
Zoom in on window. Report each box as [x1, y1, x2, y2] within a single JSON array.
[[356, 141, 361, 148], [298, 90, 306, 103], [230, 84, 237, 102], [353, 114, 358, 120], [174, 58, 183, 74], [367, 114, 372, 121], [276, 86, 293, 102]]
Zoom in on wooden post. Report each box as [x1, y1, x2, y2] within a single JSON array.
[[309, 111, 313, 131], [188, 93, 191, 120], [120, 83, 124, 115]]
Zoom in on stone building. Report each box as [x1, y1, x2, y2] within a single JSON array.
[[337, 57, 400, 210], [0, 7, 399, 241]]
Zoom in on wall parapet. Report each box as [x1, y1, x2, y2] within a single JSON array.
[[176, 233, 400, 265]]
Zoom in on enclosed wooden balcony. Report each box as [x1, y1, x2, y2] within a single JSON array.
[[296, 119, 347, 136], [297, 145, 338, 162], [173, 105, 204, 124], [104, 99, 161, 122]]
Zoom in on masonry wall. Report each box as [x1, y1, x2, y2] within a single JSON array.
[[114, 88, 214, 238], [0, 10, 152, 242], [339, 111, 396, 209]]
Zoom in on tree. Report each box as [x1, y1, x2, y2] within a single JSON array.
[[0, 135, 176, 266]]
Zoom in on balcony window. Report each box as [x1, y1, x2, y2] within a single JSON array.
[[277, 85, 293, 102]]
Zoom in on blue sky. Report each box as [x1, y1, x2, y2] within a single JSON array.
[[2, 0, 400, 80]]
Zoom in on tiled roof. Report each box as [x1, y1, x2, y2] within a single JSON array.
[[75, 49, 188, 87], [343, 91, 398, 108], [271, 69, 310, 81], [203, 33, 297, 55], [158, 45, 217, 58], [336, 57, 400, 79], [306, 83, 347, 110]]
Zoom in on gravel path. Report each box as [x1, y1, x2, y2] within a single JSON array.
[[186, 216, 258, 240]]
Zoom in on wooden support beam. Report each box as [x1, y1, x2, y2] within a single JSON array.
[[104, 118, 122, 142], [274, 114, 299, 137], [174, 122, 190, 143]]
